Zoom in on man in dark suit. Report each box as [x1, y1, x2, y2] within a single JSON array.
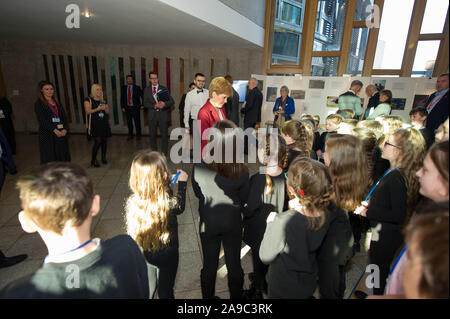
[[362, 84, 380, 120], [224, 75, 240, 126], [143, 72, 175, 156], [178, 82, 195, 128], [425, 73, 449, 133], [121, 75, 143, 140], [241, 77, 263, 154]]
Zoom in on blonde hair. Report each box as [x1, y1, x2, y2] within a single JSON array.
[[287, 157, 334, 230], [325, 134, 370, 211], [260, 134, 288, 195], [352, 128, 378, 184], [391, 128, 427, 221], [357, 120, 385, 147], [89, 84, 105, 103], [326, 114, 344, 125], [125, 151, 177, 252], [378, 115, 404, 142], [281, 120, 310, 156], [301, 120, 315, 150], [209, 77, 232, 98], [338, 119, 358, 135]]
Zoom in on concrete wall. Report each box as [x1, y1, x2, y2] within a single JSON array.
[[0, 39, 263, 133], [218, 0, 267, 28]]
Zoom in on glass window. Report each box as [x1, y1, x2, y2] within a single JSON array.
[[311, 56, 339, 76], [354, 0, 374, 21], [272, 0, 305, 65], [313, 0, 348, 52], [346, 28, 369, 76], [373, 0, 414, 69], [420, 0, 449, 34], [412, 40, 441, 77]]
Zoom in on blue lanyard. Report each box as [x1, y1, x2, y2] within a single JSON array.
[[171, 171, 181, 188], [364, 167, 399, 202], [321, 133, 329, 154], [44, 238, 94, 262], [389, 245, 406, 276]]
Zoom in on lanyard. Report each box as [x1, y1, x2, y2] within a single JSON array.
[[171, 171, 181, 188], [44, 238, 94, 263], [47, 101, 59, 118], [427, 93, 446, 112], [364, 167, 400, 202], [389, 245, 406, 276]]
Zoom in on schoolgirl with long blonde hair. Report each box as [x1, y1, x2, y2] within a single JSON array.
[[125, 150, 188, 299]]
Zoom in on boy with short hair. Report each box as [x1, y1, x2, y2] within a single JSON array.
[[316, 114, 343, 160], [0, 162, 149, 299], [409, 107, 434, 149]]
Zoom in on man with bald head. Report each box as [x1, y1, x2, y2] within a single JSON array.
[[424, 73, 449, 133], [362, 84, 380, 120], [241, 77, 263, 154]]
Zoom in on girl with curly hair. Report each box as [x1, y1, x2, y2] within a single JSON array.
[[355, 127, 426, 295], [125, 151, 188, 299], [280, 120, 311, 171], [259, 157, 333, 298]]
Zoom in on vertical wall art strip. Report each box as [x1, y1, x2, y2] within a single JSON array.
[[42, 54, 50, 80], [109, 57, 119, 125], [141, 57, 147, 89], [99, 57, 107, 102], [118, 57, 125, 125], [166, 57, 172, 127], [130, 57, 136, 79], [179, 58, 184, 97], [84, 56, 91, 93], [67, 56, 80, 124], [210, 58, 214, 78], [76, 56, 86, 124], [58, 55, 72, 123], [92, 56, 99, 84], [51, 55, 62, 102], [153, 58, 159, 74]]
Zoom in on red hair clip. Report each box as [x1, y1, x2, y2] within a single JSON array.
[[299, 190, 305, 196]]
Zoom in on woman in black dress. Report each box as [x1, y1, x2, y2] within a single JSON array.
[[34, 80, 71, 164], [84, 84, 111, 167]]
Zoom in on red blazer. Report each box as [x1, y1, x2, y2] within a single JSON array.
[[197, 99, 227, 157]]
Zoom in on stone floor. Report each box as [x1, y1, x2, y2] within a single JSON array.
[[0, 133, 369, 298]]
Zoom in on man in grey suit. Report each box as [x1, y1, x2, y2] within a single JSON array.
[[143, 72, 174, 156]]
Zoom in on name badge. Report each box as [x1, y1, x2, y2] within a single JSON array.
[[99, 112, 105, 118], [57, 124, 64, 129], [0, 110, 5, 119], [52, 117, 61, 123]]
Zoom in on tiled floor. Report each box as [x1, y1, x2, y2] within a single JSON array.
[[0, 133, 369, 298]]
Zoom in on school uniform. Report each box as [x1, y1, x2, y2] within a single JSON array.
[[366, 169, 407, 295], [243, 171, 286, 292], [192, 162, 249, 299], [143, 181, 186, 299]]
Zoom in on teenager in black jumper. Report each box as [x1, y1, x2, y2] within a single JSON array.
[[355, 128, 426, 295], [192, 120, 249, 299], [125, 151, 187, 299], [260, 157, 333, 299], [243, 133, 288, 299]]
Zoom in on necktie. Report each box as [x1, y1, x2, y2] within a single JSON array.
[[197, 89, 203, 94], [128, 86, 131, 105], [153, 86, 157, 103]]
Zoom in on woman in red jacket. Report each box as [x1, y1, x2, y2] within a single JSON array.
[[196, 77, 232, 158]]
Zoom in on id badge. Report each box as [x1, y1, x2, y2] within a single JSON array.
[[52, 117, 61, 123], [99, 112, 105, 118], [0, 110, 5, 119], [57, 124, 64, 130]]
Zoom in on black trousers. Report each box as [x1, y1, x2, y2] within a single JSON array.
[[125, 107, 141, 136], [250, 242, 268, 291], [145, 246, 179, 299], [149, 111, 169, 155], [200, 226, 244, 299], [92, 136, 108, 161], [318, 260, 346, 299]]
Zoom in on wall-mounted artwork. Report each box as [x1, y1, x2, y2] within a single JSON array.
[[326, 96, 339, 107], [412, 95, 429, 109], [291, 90, 305, 100], [391, 98, 407, 110], [266, 87, 277, 102], [309, 79, 325, 89], [373, 79, 386, 91]]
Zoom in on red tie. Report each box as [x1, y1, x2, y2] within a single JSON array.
[[128, 86, 131, 105], [153, 86, 157, 103]]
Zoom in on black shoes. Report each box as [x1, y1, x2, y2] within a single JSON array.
[[0, 254, 28, 269], [242, 287, 263, 299], [101, 158, 108, 164], [91, 159, 100, 167]]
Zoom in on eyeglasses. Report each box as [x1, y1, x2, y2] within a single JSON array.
[[384, 141, 402, 149]]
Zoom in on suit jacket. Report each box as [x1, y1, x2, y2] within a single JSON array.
[[121, 84, 142, 109], [242, 87, 263, 127], [225, 87, 240, 126], [273, 96, 295, 121], [363, 92, 380, 120], [197, 99, 227, 156], [143, 85, 175, 120], [425, 90, 449, 132]]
